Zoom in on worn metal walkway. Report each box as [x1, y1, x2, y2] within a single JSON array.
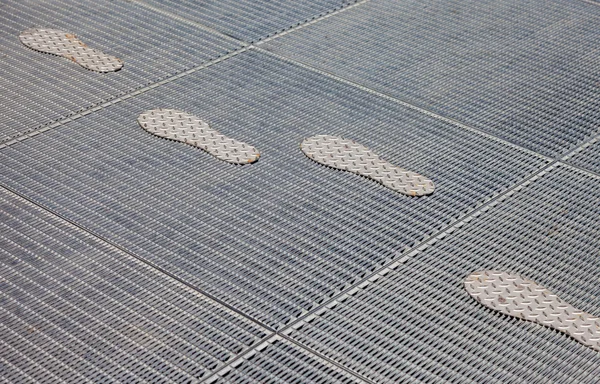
[[1, 0, 600, 382]]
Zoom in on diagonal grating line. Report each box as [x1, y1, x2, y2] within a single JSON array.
[[126, 0, 249, 45], [201, 126, 600, 382], [0, 48, 249, 148], [0, 0, 371, 148], [254, 46, 553, 162], [0, 183, 277, 335], [3, 0, 600, 380]]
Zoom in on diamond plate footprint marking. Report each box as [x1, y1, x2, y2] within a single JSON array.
[[138, 109, 260, 165], [19, 28, 123, 72], [301, 135, 435, 196], [465, 270, 600, 352]]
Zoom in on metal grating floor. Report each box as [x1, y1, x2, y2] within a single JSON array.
[[1, 0, 599, 382]]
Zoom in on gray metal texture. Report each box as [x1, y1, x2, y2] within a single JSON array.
[[263, 0, 600, 158], [465, 270, 600, 352], [0, 50, 548, 330], [0, 187, 268, 383], [569, 138, 600, 175], [0, 0, 241, 142], [136, 0, 361, 42], [19, 28, 123, 73], [138, 109, 260, 165], [301, 135, 435, 196], [207, 338, 363, 383], [285, 165, 600, 383]]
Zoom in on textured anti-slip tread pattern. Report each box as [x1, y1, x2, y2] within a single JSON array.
[[19, 28, 123, 72], [286, 165, 600, 383], [209, 339, 362, 383], [0, 0, 241, 142], [263, 0, 600, 157], [138, 109, 260, 164], [301, 135, 434, 196], [0, 51, 547, 329], [465, 271, 600, 352], [140, 0, 360, 42], [0, 188, 267, 383]]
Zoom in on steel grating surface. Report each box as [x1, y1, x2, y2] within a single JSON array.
[[0, 50, 548, 330], [0, 187, 268, 383], [0, 0, 242, 142], [207, 338, 363, 383], [135, 0, 362, 42], [285, 165, 600, 383], [301, 135, 435, 196], [138, 109, 261, 165], [465, 271, 600, 352], [19, 28, 123, 73], [263, 0, 600, 158], [568, 137, 600, 175]]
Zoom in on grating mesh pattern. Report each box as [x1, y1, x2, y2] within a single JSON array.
[[0, 51, 548, 329], [138, 0, 360, 42], [568, 138, 600, 175], [0, 187, 267, 383], [286, 165, 600, 383], [0, 0, 241, 142], [211, 339, 362, 383], [262, 0, 600, 157]]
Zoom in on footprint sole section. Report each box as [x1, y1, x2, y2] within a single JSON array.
[[465, 270, 600, 352], [301, 135, 435, 196], [137, 109, 261, 164], [19, 28, 123, 73]]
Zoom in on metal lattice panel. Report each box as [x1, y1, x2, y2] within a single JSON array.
[[138, 0, 361, 42], [301, 135, 434, 196], [286, 165, 600, 383], [138, 109, 260, 164], [568, 139, 600, 175], [0, 188, 267, 383], [0, 50, 547, 329], [263, 0, 600, 157], [465, 270, 600, 352], [0, 0, 241, 142], [19, 28, 123, 73], [208, 339, 362, 383]]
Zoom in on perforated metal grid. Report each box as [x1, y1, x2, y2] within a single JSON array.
[[301, 135, 435, 196], [285, 165, 600, 383], [137, 0, 361, 42], [0, 187, 268, 383], [0, 0, 241, 142], [19, 28, 123, 73], [0, 50, 548, 330], [568, 137, 600, 175], [138, 109, 260, 164], [208, 338, 363, 383], [263, 0, 600, 157]]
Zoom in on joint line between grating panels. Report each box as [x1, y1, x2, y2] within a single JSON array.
[[126, 0, 248, 45], [0, 0, 371, 149], [0, 48, 249, 149], [201, 159, 580, 383], [0, 184, 276, 336], [273, 130, 600, 352], [253, 47, 553, 162], [202, 333, 373, 384], [253, 0, 371, 44]]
